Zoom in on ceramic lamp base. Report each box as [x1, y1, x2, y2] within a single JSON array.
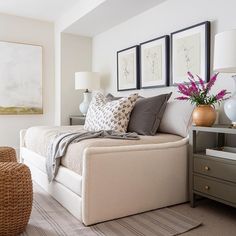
[[224, 76, 236, 126], [79, 91, 92, 115]]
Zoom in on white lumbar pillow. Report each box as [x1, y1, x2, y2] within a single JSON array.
[[159, 101, 194, 137], [84, 92, 139, 132]]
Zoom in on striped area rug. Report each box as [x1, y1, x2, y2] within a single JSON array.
[[21, 184, 201, 236]]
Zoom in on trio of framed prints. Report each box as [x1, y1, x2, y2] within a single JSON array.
[[117, 21, 210, 91]]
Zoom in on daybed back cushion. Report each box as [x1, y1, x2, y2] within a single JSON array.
[[128, 93, 172, 135], [158, 101, 194, 137], [84, 92, 138, 132], [107, 93, 172, 135]]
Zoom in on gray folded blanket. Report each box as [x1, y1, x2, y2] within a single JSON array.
[[46, 130, 139, 182]]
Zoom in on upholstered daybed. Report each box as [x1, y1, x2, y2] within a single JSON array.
[[20, 101, 193, 226]]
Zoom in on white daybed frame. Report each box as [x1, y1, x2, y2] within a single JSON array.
[[20, 130, 189, 226]]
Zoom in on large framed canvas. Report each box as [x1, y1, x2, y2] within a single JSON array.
[[0, 41, 43, 115], [170, 21, 210, 85], [140, 35, 169, 89], [117, 45, 139, 91]]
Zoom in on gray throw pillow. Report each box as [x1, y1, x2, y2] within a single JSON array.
[[106, 93, 143, 101], [106, 93, 123, 100], [129, 93, 172, 135], [106, 93, 172, 135]]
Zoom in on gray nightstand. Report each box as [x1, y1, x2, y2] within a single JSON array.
[[189, 125, 236, 208], [69, 115, 86, 125]]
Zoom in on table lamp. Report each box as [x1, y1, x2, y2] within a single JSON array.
[[214, 30, 236, 127], [75, 72, 100, 115]]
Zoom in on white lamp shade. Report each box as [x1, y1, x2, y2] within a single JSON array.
[[75, 72, 100, 90], [214, 30, 236, 73]]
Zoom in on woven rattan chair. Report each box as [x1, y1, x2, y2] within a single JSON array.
[[0, 162, 33, 235], [0, 147, 17, 162]]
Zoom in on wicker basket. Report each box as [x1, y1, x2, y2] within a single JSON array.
[[0, 162, 33, 235], [0, 147, 17, 162]]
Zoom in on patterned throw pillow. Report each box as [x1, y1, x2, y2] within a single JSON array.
[[84, 92, 138, 132]]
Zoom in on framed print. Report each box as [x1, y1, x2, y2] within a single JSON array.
[[117, 45, 139, 91], [170, 21, 210, 85], [0, 40, 43, 115], [140, 35, 169, 89]]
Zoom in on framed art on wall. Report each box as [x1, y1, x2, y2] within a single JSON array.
[[117, 45, 139, 91], [140, 35, 169, 89], [170, 21, 210, 85], [0, 41, 43, 115]]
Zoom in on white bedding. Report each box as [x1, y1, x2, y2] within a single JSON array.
[[24, 125, 183, 175]]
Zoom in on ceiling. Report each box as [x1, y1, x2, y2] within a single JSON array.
[[0, 0, 166, 36], [64, 0, 166, 36], [0, 0, 79, 22]]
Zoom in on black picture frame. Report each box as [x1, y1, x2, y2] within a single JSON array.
[[170, 21, 210, 86], [140, 35, 169, 89], [117, 45, 139, 91]]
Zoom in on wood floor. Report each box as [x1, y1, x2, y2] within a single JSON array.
[[170, 199, 236, 236]]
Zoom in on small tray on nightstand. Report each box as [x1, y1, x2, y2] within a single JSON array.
[[206, 146, 236, 160]]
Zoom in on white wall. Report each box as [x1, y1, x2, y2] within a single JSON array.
[[0, 13, 54, 150], [60, 33, 92, 125], [92, 0, 236, 115], [54, 28, 62, 125], [56, 0, 106, 32]]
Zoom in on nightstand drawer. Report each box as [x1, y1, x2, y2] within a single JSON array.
[[194, 175, 236, 204], [194, 156, 236, 183]]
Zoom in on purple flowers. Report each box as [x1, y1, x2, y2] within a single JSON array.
[[197, 75, 206, 90], [216, 89, 227, 100], [178, 84, 190, 96], [176, 72, 230, 106], [176, 96, 189, 100], [206, 73, 218, 91]]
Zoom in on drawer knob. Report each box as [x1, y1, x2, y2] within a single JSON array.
[[205, 185, 210, 190], [204, 166, 210, 171]]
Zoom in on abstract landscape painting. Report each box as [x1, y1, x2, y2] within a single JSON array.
[[0, 41, 43, 115]]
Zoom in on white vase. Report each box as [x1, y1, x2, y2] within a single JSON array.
[[79, 91, 92, 115], [224, 76, 236, 127]]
